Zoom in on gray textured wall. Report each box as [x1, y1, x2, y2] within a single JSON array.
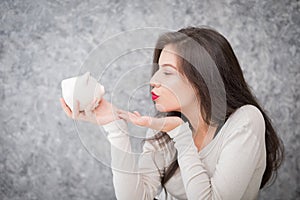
[[1, 0, 299, 199]]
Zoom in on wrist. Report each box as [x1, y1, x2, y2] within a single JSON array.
[[162, 117, 184, 132], [95, 115, 120, 126]]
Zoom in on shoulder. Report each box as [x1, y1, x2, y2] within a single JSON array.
[[229, 105, 264, 127], [224, 105, 266, 138]]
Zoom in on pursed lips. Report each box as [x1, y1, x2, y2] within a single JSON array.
[[151, 91, 159, 101]]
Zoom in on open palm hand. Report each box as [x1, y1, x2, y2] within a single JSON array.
[[117, 110, 152, 127]]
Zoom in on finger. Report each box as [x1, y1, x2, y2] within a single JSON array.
[[116, 109, 126, 114], [133, 111, 141, 117], [142, 115, 152, 122], [72, 100, 80, 119], [86, 99, 95, 111], [91, 98, 99, 110], [84, 109, 92, 119], [117, 110, 132, 118], [84, 103, 95, 119], [60, 98, 72, 118], [118, 113, 129, 121], [86, 99, 94, 111], [117, 110, 137, 122], [127, 112, 137, 122]]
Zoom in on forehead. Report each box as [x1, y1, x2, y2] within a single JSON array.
[[158, 44, 182, 70]]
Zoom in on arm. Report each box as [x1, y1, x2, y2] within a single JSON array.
[[117, 110, 184, 132], [60, 99, 165, 199], [103, 119, 165, 200], [166, 106, 266, 199], [147, 116, 184, 132]]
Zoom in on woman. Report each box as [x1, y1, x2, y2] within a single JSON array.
[[60, 27, 284, 199]]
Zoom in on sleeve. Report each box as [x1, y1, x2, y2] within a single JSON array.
[[102, 119, 165, 200], [166, 106, 266, 200]]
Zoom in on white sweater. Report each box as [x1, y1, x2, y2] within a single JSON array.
[[102, 105, 266, 200]]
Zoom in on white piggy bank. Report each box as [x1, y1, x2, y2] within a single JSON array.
[[61, 72, 105, 112]]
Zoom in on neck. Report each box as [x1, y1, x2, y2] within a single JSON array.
[[180, 103, 217, 151]]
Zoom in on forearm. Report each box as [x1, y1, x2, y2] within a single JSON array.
[[103, 120, 162, 200], [147, 116, 183, 132], [166, 116, 264, 200], [103, 119, 139, 199], [166, 122, 215, 199]]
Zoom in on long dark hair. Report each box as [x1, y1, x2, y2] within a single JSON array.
[[149, 27, 284, 190]]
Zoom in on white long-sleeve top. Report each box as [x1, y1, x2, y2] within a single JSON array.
[[103, 105, 266, 200]]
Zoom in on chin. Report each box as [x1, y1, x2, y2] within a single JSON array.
[[155, 103, 179, 113], [154, 104, 163, 112]]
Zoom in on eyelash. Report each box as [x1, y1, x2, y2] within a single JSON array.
[[163, 72, 172, 75]]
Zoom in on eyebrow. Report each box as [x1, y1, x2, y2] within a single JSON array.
[[160, 64, 177, 70]]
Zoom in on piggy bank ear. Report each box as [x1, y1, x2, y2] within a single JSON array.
[[82, 71, 91, 85]]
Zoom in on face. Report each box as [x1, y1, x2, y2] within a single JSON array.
[[150, 44, 198, 113]]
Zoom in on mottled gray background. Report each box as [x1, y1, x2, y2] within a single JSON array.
[[0, 0, 299, 199]]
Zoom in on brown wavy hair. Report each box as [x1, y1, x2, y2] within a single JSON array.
[[149, 27, 284, 190]]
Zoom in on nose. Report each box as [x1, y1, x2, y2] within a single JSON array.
[[150, 73, 161, 88], [150, 82, 161, 88]]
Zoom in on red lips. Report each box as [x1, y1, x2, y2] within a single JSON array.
[[151, 91, 159, 101]]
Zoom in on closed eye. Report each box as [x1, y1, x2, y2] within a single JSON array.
[[164, 72, 172, 75]]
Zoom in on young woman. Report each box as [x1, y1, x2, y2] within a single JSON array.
[[60, 27, 284, 199]]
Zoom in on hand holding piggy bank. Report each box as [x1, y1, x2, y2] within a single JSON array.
[[61, 72, 105, 112]]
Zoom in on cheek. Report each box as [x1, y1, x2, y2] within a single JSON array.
[[155, 89, 181, 112], [169, 79, 196, 103], [176, 86, 197, 105], [173, 91, 196, 111], [156, 81, 196, 112]]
